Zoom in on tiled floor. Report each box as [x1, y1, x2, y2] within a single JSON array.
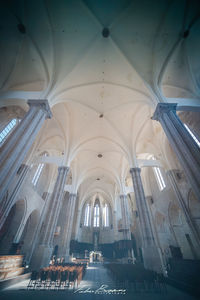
[[1, 263, 198, 300]]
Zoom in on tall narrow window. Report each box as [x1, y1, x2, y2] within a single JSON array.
[[0, 118, 18, 146], [184, 124, 200, 148], [103, 204, 109, 227], [84, 204, 90, 226], [151, 156, 166, 191], [153, 166, 166, 191], [32, 153, 47, 186], [32, 163, 44, 186], [93, 204, 100, 227]]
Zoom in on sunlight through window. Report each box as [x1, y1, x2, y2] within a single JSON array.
[[103, 204, 109, 227], [94, 204, 100, 227], [0, 119, 18, 145], [84, 203, 90, 226], [184, 124, 200, 148], [32, 153, 47, 186]]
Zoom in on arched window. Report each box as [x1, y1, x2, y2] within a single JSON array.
[[32, 153, 47, 186], [0, 118, 18, 146], [103, 204, 109, 227], [184, 124, 200, 148], [93, 204, 100, 227], [84, 203, 90, 227]]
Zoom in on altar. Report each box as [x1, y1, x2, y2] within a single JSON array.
[[89, 251, 103, 263]]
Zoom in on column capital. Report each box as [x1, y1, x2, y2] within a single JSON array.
[[130, 167, 141, 175], [70, 193, 77, 198], [58, 166, 70, 173], [28, 99, 52, 119], [17, 163, 30, 175], [152, 103, 177, 121]]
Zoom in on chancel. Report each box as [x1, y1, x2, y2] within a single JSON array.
[[89, 251, 103, 263], [0, 0, 200, 299]]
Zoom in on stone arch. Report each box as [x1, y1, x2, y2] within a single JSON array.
[[0, 199, 26, 255], [19, 209, 40, 260]]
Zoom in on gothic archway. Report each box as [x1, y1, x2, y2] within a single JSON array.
[[0, 199, 26, 255]]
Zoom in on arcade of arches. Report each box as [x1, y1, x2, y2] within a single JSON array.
[[0, 0, 200, 296]]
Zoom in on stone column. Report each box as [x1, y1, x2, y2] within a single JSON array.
[[152, 103, 200, 201], [59, 193, 77, 261], [0, 164, 30, 230], [167, 169, 200, 255], [130, 167, 163, 272], [74, 209, 81, 240], [119, 195, 134, 261], [26, 192, 51, 264], [113, 210, 118, 241], [35, 166, 69, 268], [0, 99, 52, 201], [119, 194, 131, 240]]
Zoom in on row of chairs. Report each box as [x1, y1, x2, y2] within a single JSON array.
[[27, 264, 86, 290]]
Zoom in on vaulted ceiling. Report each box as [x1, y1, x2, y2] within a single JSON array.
[[0, 0, 200, 204]]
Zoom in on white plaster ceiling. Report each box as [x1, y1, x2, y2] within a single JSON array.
[[0, 0, 200, 205]]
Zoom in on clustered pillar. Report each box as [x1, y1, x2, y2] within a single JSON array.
[[0, 99, 52, 202], [26, 192, 52, 265], [152, 103, 200, 201], [0, 164, 30, 230], [120, 194, 131, 240], [120, 194, 133, 260], [59, 193, 77, 262], [130, 167, 163, 272], [37, 166, 69, 268], [167, 169, 200, 256]]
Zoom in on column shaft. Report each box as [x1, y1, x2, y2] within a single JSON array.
[[43, 166, 69, 246], [0, 99, 51, 201], [33, 166, 69, 269], [120, 194, 131, 240], [130, 167, 163, 272], [130, 168, 155, 247], [0, 164, 29, 230], [113, 210, 118, 241], [26, 192, 51, 263], [167, 169, 200, 252], [60, 193, 77, 261], [152, 103, 200, 201]]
